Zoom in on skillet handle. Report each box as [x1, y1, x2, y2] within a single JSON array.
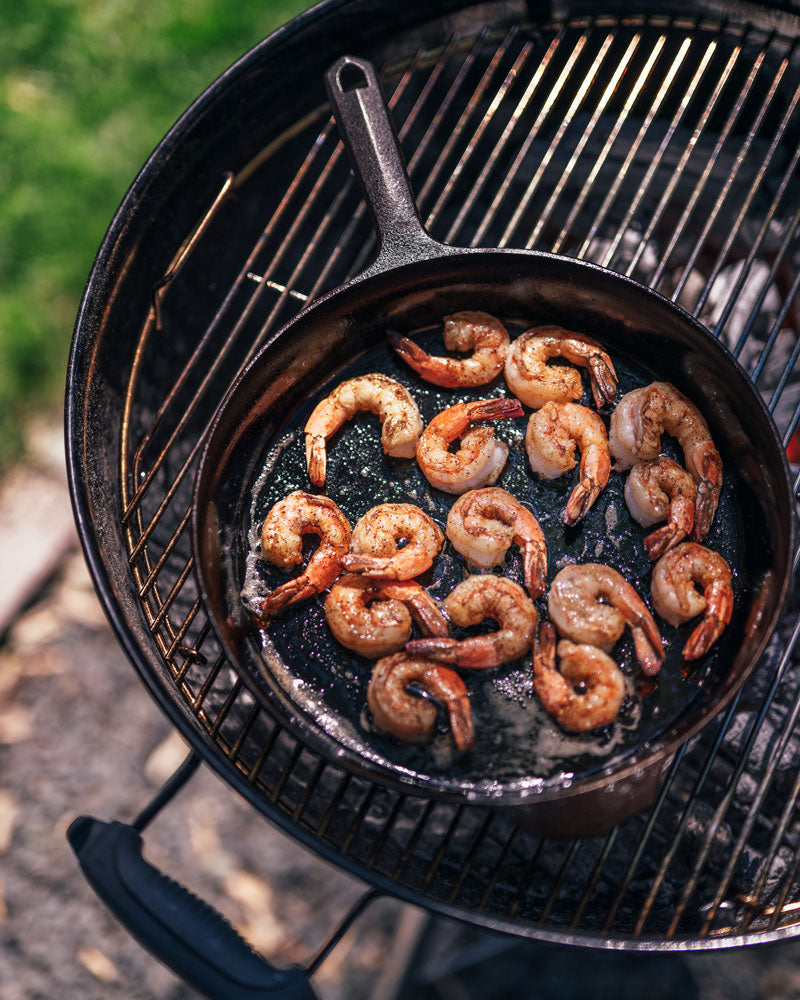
[[324, 55, 449, 274], [68, 816, 316, 1000]]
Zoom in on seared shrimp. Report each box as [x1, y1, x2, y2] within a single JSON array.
[[525, 401, 611, 525], [625, 457, 697, 560], [388, 310, 510, 388], [532, 622, 625, 732], [416, 397, 524, 494], [446, 487, 547, 598], [406, 575, 537, 668], [608, 382, 723, 541], [367, 652, 474, 750], [651, 542, 733, 660], [304, 373, 423, 487], [258, 491, 350, 618], [548, 563, 664, 675], [504, 326, 618, 410], [340, 503, 444, 579], [324, 574, 449, 658]]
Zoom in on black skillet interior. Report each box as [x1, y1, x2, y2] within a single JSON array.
[[193, 249, 794, 805]]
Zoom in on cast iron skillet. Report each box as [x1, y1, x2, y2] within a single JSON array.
[[192, 56, 794, 836]]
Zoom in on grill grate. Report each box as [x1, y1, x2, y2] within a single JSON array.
[[119, 12, 800, 945]]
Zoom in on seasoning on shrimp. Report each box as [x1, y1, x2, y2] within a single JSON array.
[[325, 575, 449, 658], [525, 401, 611, 525], [532, 621, 625, 732], [548, 563, 664, 676], [257, 490, 350, 619], [608, 381, 723, 541], [504, 326, 618, 410], [304, 373, 423, 488], [367, 652, 474, 750], [625, 456, 697, 560], [388, 310, 510, 388], [446, 487, 547, 598], [340, 503, 444, 579], [406, 575, 537, 668], [416, 397, 524, 494], [651, 542, 733, 660]]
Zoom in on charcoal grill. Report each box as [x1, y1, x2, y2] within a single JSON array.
[[67, 0, 800, 995]]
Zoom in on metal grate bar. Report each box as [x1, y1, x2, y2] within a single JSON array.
[[477, 26, 589, 245], [531, 32, 641, 250], [624, 39, 743, 277], [367, 793, 406, 868], [568, 829, 619, 930], [699, 628, 800, 936], [668, 615, 800, 936], [552, 32, 666, 255], [447, 811, 495, 904], [537, 839, 581, 926], [672, 36, 789, 302], [506, 31, 617, 248], [457, 30, 565, 246], [577, 31, 691, 260], [633, 713, 736, 935], [292, 756, 328, 822], [748, 760, 800, 925], [757, 251, 800, 390], [770, 835, 800, 930], [509, 838, 546, 918], [652, 30, 766, 289], [422, 806, 466, 890], [392, 799, 436, 881], [479, 825, 523, 909], [597, 35, 717, 269]]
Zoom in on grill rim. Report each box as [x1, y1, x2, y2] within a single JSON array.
[[66, 0, 800, 952]]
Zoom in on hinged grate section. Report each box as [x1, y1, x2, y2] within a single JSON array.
[[119, 12, 800, 946]]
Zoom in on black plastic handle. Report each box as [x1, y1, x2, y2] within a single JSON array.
[[68, 816, 315, 1000], [324, 55, 452, 276]]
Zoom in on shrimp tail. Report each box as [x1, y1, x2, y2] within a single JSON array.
[[469, 398, 524, 423], [447, 695, 475, 751], [262, 576, 314, 616], [631, 626, 664, 676], [682, 614, 727, 660], [564, 477, 601, 525], [305, 433, 327, 488], [339, 553, 388, 576], [423, 664, 475, 751], [693, 480, 717, 542], [682, 583, 733, 660], [532, 620, 557, 673], [387, 331, 460, 388], [405, 636, 503, 669], [588, 354, 618, 408], [523, 544, 548, 599], [644, 523, 682, 561], [405, 593, 451, 637]]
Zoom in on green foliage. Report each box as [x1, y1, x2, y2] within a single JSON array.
[[0, 0, 315, 468]]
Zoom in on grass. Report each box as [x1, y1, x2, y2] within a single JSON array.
[[0, 0, 316, 470]]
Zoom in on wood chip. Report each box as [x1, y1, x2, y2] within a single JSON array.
[[223, 869, 274, 913], [10, 602, 62, 649], [77, 946, 119, 984], [0, 790, 19, 853], [0, 706, 33, 744]]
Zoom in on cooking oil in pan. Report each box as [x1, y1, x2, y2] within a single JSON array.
[[240, 323, 742, 792]]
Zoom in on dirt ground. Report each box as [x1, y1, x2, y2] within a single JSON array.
[[3, 446, 800, 998]]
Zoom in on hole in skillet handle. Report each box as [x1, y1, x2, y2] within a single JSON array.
[[337, 62, 368, 92]]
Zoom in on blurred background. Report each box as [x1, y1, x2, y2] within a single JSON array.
[[3, 3, 800, 998], [1, 0, 315, 472]]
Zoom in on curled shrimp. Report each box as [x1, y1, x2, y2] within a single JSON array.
[[258, 491, 350, 618], [532, 622, 625, 732], [416, 397, 524, 494], [525, 401, 611, 525], [367, 652, 474, 750], [504, 326, 618, 410], [608, 382, 723, 541], [324, 574, 449, 658], [340, 503, 444, 579], [406, 575, 537, 668], [625, 457, 697, 560], [651, 542, 733, 660], [388, 310, 510, 388], [446, 487, 547, 598], [548, 563, 664, 675], [304, 373, 423, 487]]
